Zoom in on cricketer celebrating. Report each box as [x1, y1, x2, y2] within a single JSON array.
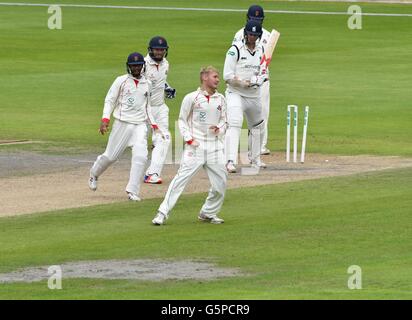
[[152, 66, 228, 226], [233, 5, 272, 156], [143, 36, 176, 184], [224, 20, 268, 173], [89, 52, 162, 201]]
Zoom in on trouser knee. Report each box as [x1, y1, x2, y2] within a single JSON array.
[[101, 154, 117, 164], [132, 147, 148, 164], [250, 119, 265, 131], [91, 154, 116, 177]]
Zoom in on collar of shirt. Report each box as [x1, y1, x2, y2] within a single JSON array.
[[128, 74, 147, 83], [197, 87, 219, 99], [240, 40, 261, 53]]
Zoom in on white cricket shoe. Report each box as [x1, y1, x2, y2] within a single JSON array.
[[127, 192, 141, 202], [144, 173, 162, 184], [251, 159, 267, 169], [226, 160, 237, 173], [88, 175, 98, 191], [261, 148, 271, 155], [198, 213, 224, 224], [152, 211, 167, 225]]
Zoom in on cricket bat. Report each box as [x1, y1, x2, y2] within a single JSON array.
[[260, 29, 280, 68]]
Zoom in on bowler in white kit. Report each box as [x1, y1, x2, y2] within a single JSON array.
[[88, 52, 162, 201], [152, 66, 228, 226]]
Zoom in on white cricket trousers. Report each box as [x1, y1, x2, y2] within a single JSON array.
[[158, 141, 227, 218], [261, 80, 270, 151], [90, 120, 148, 196], [146, 103, 171, 176], [225, 91, 264, 165]]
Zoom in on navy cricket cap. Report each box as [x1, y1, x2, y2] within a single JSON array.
[[247, 5, 264, 21], [127, 52, 145, 65]]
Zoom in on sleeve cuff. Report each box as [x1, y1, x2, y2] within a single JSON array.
[[102, 118, 110, 124]]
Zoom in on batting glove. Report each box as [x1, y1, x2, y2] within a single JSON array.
[[249, 74, 268, 88]]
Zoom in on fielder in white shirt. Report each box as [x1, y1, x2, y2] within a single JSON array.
[[88, 52, 162, 201], [233, 4, 272, 156], [152, 66, 228, 226], [143, 36, 176, 185], [224, 20, 268, 174]]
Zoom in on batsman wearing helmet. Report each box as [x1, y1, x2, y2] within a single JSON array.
[[233, 5, 272, 156], [88, 52, 162, 201], [143, 36, 176, 185], [224, 20, 268, 173]]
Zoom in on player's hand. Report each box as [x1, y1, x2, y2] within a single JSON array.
[[209, 125, 220, 135], [151, 124, 165, 139], [165, 85, 176, 99], [260, 65, 268, 75], [187, 139, 200, 148], [249, 74, 268, 88], [99, 122, 109, 135], [230, 76, 250, 89], [154, 128, 166, 140]]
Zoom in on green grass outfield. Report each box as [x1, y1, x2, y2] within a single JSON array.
[[0, 168, 411, 299], [1, 1, 412, 299], [1, 0, 412, 155]]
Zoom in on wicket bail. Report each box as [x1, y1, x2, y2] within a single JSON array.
[[286, 105, 309, 163]]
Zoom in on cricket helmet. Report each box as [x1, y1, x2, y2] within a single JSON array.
[[126, 52, 145, 74], [244, 20, 263, 39], [247, 5, 264, 23], [148, 36, 169, 60]]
